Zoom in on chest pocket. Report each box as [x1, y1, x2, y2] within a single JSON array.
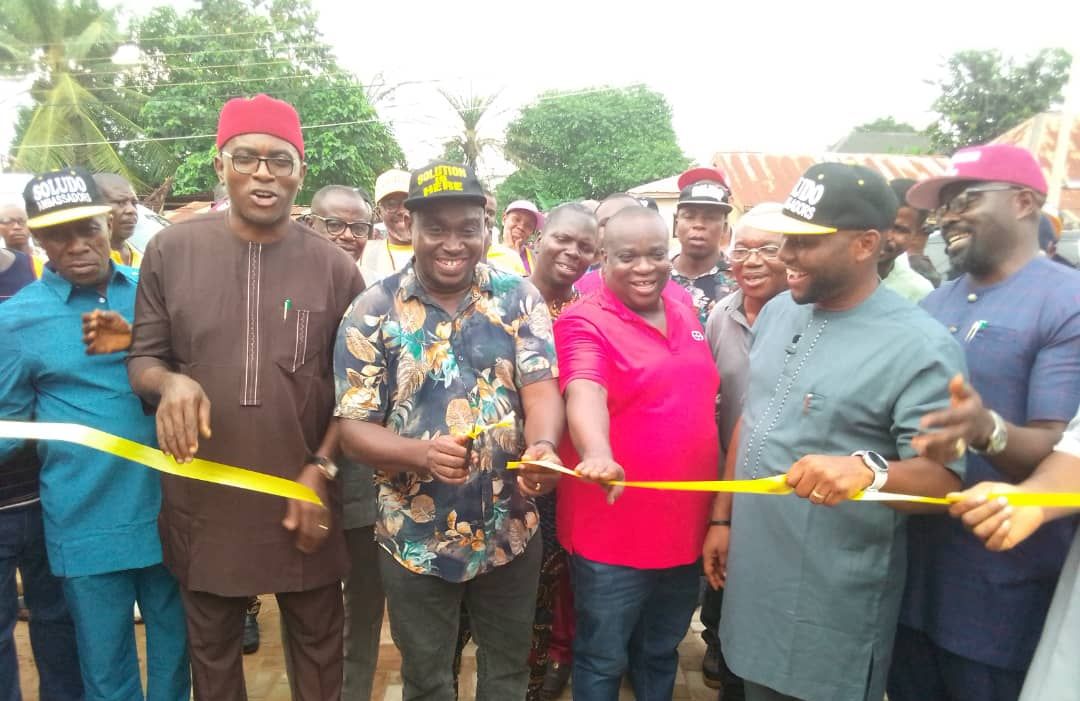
[[795, 390, 841, 449], [273, 308, 330, 376]]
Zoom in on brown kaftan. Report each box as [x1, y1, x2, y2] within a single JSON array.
[[128, 212, 365, 596]]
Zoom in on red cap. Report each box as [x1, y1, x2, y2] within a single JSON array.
[[906, 144, 1047, 210], [678, 166, 729, 191], [216, 94, 304, 160]]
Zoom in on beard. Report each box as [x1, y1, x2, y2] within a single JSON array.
[[946, 233, 998, 277], [790, 267, 849, 306]]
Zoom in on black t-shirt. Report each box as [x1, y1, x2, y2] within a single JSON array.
[[0, 250, 36, 303]]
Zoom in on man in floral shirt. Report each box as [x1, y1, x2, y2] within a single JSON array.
[[333, 160, 565, 700]]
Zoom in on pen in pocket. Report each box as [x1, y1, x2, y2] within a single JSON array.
[[283, 298, 292, 322], [965, 320, 988, 343]]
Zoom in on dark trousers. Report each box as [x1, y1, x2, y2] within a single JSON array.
[[570, 555, 700, 701], [701, 584, 744, 700], [887, 624, 1025, 701], [380, 535, 542, 701], [0, 502, 83, 701], [343, 526, 385, 701], [181, 580, 343, 701]]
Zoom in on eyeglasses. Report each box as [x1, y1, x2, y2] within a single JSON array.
[[221, 151, 298, 177], [729, 244, 781, 262], [0, 216, 27, 226], [378, 197, 406, 212], [936, 184, 1021, 219], [307, 214, 372, 239]]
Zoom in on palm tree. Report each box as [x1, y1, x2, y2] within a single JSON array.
[[438, 88, 501, 170], [0, 0, 171, 186]]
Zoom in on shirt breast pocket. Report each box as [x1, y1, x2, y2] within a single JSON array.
[[797, 391, 839, 444], [274, 308, 329, 376]]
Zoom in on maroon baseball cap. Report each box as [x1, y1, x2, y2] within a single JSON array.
[[678, 166, 729, 191], [906, 144, 1047, 210]]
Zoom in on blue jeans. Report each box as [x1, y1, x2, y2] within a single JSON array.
[[0, 502, 83, 701], [62, 565, 190, 701], [571, 555, 701, 701]]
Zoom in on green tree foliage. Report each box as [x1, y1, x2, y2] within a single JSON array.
[[855, 116, 917, 133], [0, 0, 172, 186], [127, 0, 404, 200], [498, 85, 690, 209], [927, 48, 1072, 153]]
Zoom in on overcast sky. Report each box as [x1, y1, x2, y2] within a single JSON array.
[[3, 0, 1079, 182]]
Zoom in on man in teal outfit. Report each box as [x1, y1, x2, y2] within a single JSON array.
[[0, 168, 189, 701], [703, 163, 966, 701]]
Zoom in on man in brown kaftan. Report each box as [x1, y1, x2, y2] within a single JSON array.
[[127, 94, 364, 701]]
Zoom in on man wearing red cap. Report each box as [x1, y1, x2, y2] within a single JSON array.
[[890, 144, 1080, 701], [128, 94, 366, 701], [670, 167, 735, 325]]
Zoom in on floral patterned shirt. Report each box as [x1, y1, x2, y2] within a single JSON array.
[[670, 255, 735, 326], [333, 262, 558, 582]]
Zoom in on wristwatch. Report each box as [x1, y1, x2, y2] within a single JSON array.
[[852, 450, 888, 492], [971, 410, 1008, 456], [305, 454, 339, 481]]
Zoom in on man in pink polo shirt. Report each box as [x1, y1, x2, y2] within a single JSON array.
[[554, 206, 719, 701]]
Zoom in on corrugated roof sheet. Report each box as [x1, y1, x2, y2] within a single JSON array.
[[713, 152, 951, 211], [629, 152, 950, 211], [992, 111, 1080, 183]]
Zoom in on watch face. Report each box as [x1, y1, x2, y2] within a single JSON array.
[[866, 451, 888, 471]]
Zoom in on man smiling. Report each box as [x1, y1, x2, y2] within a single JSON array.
[[128, 95, 364, 701], [334, 160, 564, 700], [890, 144, 1080, 701], [709, 163, 964, 701]]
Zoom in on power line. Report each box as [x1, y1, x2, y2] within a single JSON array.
[[9, 85, 667, 150], [0, 40, 335, 67], [11, 28, 288, 50], [11, 79, 436, 109], [77, 55, 339, 79], [11, 114, 424, 150]]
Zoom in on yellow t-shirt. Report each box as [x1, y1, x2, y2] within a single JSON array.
[[387, 242, 413, 271], [486, 244, 528, 276], [109, 242, 143, 268]]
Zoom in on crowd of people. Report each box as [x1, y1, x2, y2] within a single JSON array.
[[1, 91, 1079, 701]]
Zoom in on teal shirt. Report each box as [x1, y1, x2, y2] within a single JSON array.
[[719, 285, 966, 701], [0, 264, 163, 577]]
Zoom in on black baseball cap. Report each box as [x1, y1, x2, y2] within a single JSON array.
[[753, 163, 898, 235], [676, 181, 733, 212], [23, 167, 112, 229], [404, 160, 486, 211]]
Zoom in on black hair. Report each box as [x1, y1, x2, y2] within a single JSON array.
[[544, 202, 597, 233], [311, 185, 370, 213]]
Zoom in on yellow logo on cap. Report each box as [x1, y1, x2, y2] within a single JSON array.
[[416, 165, 467, 197]]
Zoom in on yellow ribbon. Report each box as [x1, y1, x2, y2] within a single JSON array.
[[462, 413, 515, 440], [0, 420, 322, 506], [508, 460, 1080, 508]]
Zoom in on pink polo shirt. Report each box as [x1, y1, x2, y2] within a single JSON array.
[[554, 284, 719, 569]]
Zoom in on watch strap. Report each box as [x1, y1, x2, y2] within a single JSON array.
[[971, 410, 1007, 456], [305, 453, 338, 480], [853, 450, 888, 492]]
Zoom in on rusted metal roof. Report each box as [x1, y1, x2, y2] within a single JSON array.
[[711, 152, 950, 211], [629, 152, 950, 212], [992, 112, 1080, 183]]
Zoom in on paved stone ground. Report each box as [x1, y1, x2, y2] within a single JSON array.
[[14, 596, 718, 700]]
